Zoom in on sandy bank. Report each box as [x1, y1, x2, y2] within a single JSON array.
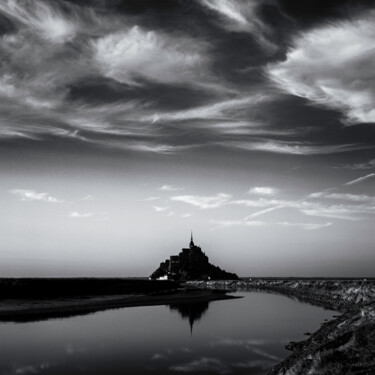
[[0, 288, 239, 322]]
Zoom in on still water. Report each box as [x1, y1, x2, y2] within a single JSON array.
[[0, 291, 336, 375]]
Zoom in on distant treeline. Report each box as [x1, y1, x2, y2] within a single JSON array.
[[0, 278, 180, 299]]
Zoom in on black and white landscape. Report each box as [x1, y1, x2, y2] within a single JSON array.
[[1, 1, 375, 374]]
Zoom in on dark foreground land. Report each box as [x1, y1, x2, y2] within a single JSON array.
[[0, 278, 238, 322], [188, 279, 375, 375]]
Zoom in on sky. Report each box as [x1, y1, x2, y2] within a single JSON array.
[[1, 0, 375, 277]]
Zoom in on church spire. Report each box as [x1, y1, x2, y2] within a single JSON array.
[[190, 230, 194, 248]]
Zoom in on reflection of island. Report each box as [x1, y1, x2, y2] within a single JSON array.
[[169, 301, 210, 335]]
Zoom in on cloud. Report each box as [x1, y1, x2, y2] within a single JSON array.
[[248, 187, 277, 196], [171, 193, 231, 209], [0, 0, 372, 164], [171, 189, 375, 222], [159, 185, 184, 192], [142, 95, 268, 123], [152, 206, 170, 212], [234, 359, 276, 370], [276, 221, 332, 230], [228, 141, 368, 155], [299, 204, 372, 221], [245, 206, 282, 219], [345, 159, 375, 170], [344, 173, 375, 185], [211, 338, 276, 347], [0, 2, 100, 141], [144, 196, 160, 201], [267, 10, 375, 124], [211, 219, 267, 229], [93, 26, 209, 87], [68, 211, 95, 218], [0, 0, 76, 43], [170, 357, 231, 374], [230, 198, 290, 208], [10, 189, 63, 203], [14, 362, 51, 374], [211, 218, 331, 230], [309, 192, 375, 203], [181, 213, 193, 218], [199, 0, 276, 52]]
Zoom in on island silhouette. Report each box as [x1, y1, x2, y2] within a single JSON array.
[[150, 232, 238, 281]]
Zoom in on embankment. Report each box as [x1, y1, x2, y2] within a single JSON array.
[[187, 279, 375, 375], [0, 278, 179, 299]]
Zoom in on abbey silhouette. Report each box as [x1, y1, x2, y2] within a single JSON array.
[[150, 232, 238, 281]]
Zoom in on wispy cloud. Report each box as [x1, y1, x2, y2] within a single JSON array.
[[171, 193, 231, 209], [144, 196, 160, 201], [211, 219, 267, 229], [0, 0, 76, 43], [276, 221, 332, 230], [344, 173, 375, 186], [248, 187, 277, 196], [171, 186, 375, 225], [267, 10, 375, 124], [211, 218, 331, 230], [299, 204, 372, 221], [181, 213, 193, 218], [199, 0, 276, 52], [345, 159, 375, 170], [235, 359, 277, 370], [245, 206, 282, 219], [309, 192, 375, 203], [14, 362, 51, 374], [152, 206, 171, 212], [210, 338, 270, 347], [68, 211, 95, 218], [93, 26, 209, 87], [0, 0, 372, 162], [143, 95, 267, 123], [10, 189, 63, 203], [170, 357, 231, 375], [230, 198, 290, 208], [159, 185, 184, 192], [228, 141, 368, 155]]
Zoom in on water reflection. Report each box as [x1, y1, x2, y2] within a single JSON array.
[[168, 301, 210, 335], [0, 291, 337, 375]]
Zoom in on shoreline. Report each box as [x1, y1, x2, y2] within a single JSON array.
[[0, 288, 240, 323], [188, 279, 375, 375]]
